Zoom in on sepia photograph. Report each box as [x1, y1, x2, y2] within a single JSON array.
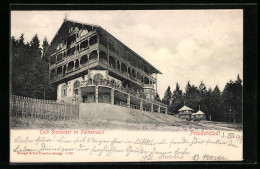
[[10, 9, 244, 162]]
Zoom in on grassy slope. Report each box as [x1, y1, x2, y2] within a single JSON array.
[[10, 106, 242, 131]]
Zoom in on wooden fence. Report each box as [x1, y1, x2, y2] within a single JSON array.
[[10, 95, 79, 120]]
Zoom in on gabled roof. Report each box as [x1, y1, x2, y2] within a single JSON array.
[[50, 19, 162, 74], [178, 106, 194, 112]]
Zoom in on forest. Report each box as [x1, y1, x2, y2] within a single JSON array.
[[11, 34, 56, 100], [11, 34, 243, 123], [158, 77, 242, 123]]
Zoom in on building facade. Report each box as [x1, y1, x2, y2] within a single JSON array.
[[49, 19, 168, 114]]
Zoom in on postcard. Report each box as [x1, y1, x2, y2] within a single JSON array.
[[10, 9, 243, 162]]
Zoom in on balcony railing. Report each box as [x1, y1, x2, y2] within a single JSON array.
[[80, 79, 143, 98], [144, 84, 154, 88], [79, 78, 167, 110], [89, 58, 98, 64], [99, 59, 108, 65]]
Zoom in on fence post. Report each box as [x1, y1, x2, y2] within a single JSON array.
[[78, 103, 80, 119], [47, 100, 49, 119], [34, 98, 36, 118], [14, 95, 17, 116], [30, 97, 33, 118], [22, 96, 25, 117], [24, 97, 27, 118], [37, 99, 39, 118], [18, 95, 21, 116]]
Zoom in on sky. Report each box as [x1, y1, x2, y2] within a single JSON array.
[[11, 10, 243, 98]]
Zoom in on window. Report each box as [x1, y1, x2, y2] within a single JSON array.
[[80, 39, 88, 50], [109, 55, 116, 68], [89, 50, 98, 61], [144, 77, 149, 84], [67, 47, 75, 56], [73, 80, 80, 96], [80, 54, 88, 66], [74, 89, 78, 95], [99, 50, 107, 63], [61, 85, 67, 97], [50, 55, 56, 65], [74, 80, 80, 89], [68, 61, 74, 72], [111, 79, 116, 87], [57, 66, 62, 75], [57, 53, 63, 62], [89, 35, 98, 46]]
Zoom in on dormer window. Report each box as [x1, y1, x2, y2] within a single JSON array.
[[56, 43, 64, 51], [69, 27, 74, 33], [69, 27, 79, 34], [67, 34, 76, 47], [80, 29, 88, 37]]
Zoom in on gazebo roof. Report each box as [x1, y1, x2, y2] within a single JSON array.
[[178, 106, 194, 112], [192, 110, 205, 115], [178, 111, 193, 115]]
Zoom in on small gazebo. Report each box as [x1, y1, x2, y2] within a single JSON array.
[[177, 102, 194, 120], [191, 106, 206, 121]]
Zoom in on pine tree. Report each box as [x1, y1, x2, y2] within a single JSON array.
[[185, 81, 201, 110], [154, 93, 161, 102], [11, 34, 58, 100], [11, 34, 31, 96], [162, 86, 172, 105], [210, 85, 221, 121], [234, 74, 243, 122], [199, 81, 207, 93], [198, 81, 209, 119], [221, 75, 243, 123], [27, 34, 43, 98], [42, 37, 50, 62], [170, 83, 184, 114]]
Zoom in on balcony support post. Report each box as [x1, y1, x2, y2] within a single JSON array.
[[127, 94, 130, 108], [140, 99, 143, 111], [158, 106, 160, 113], [151, 103, 153, 112], [111, 89, 114, 105], [97, 50, 100, 63], [95, 86, 98, 103]]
